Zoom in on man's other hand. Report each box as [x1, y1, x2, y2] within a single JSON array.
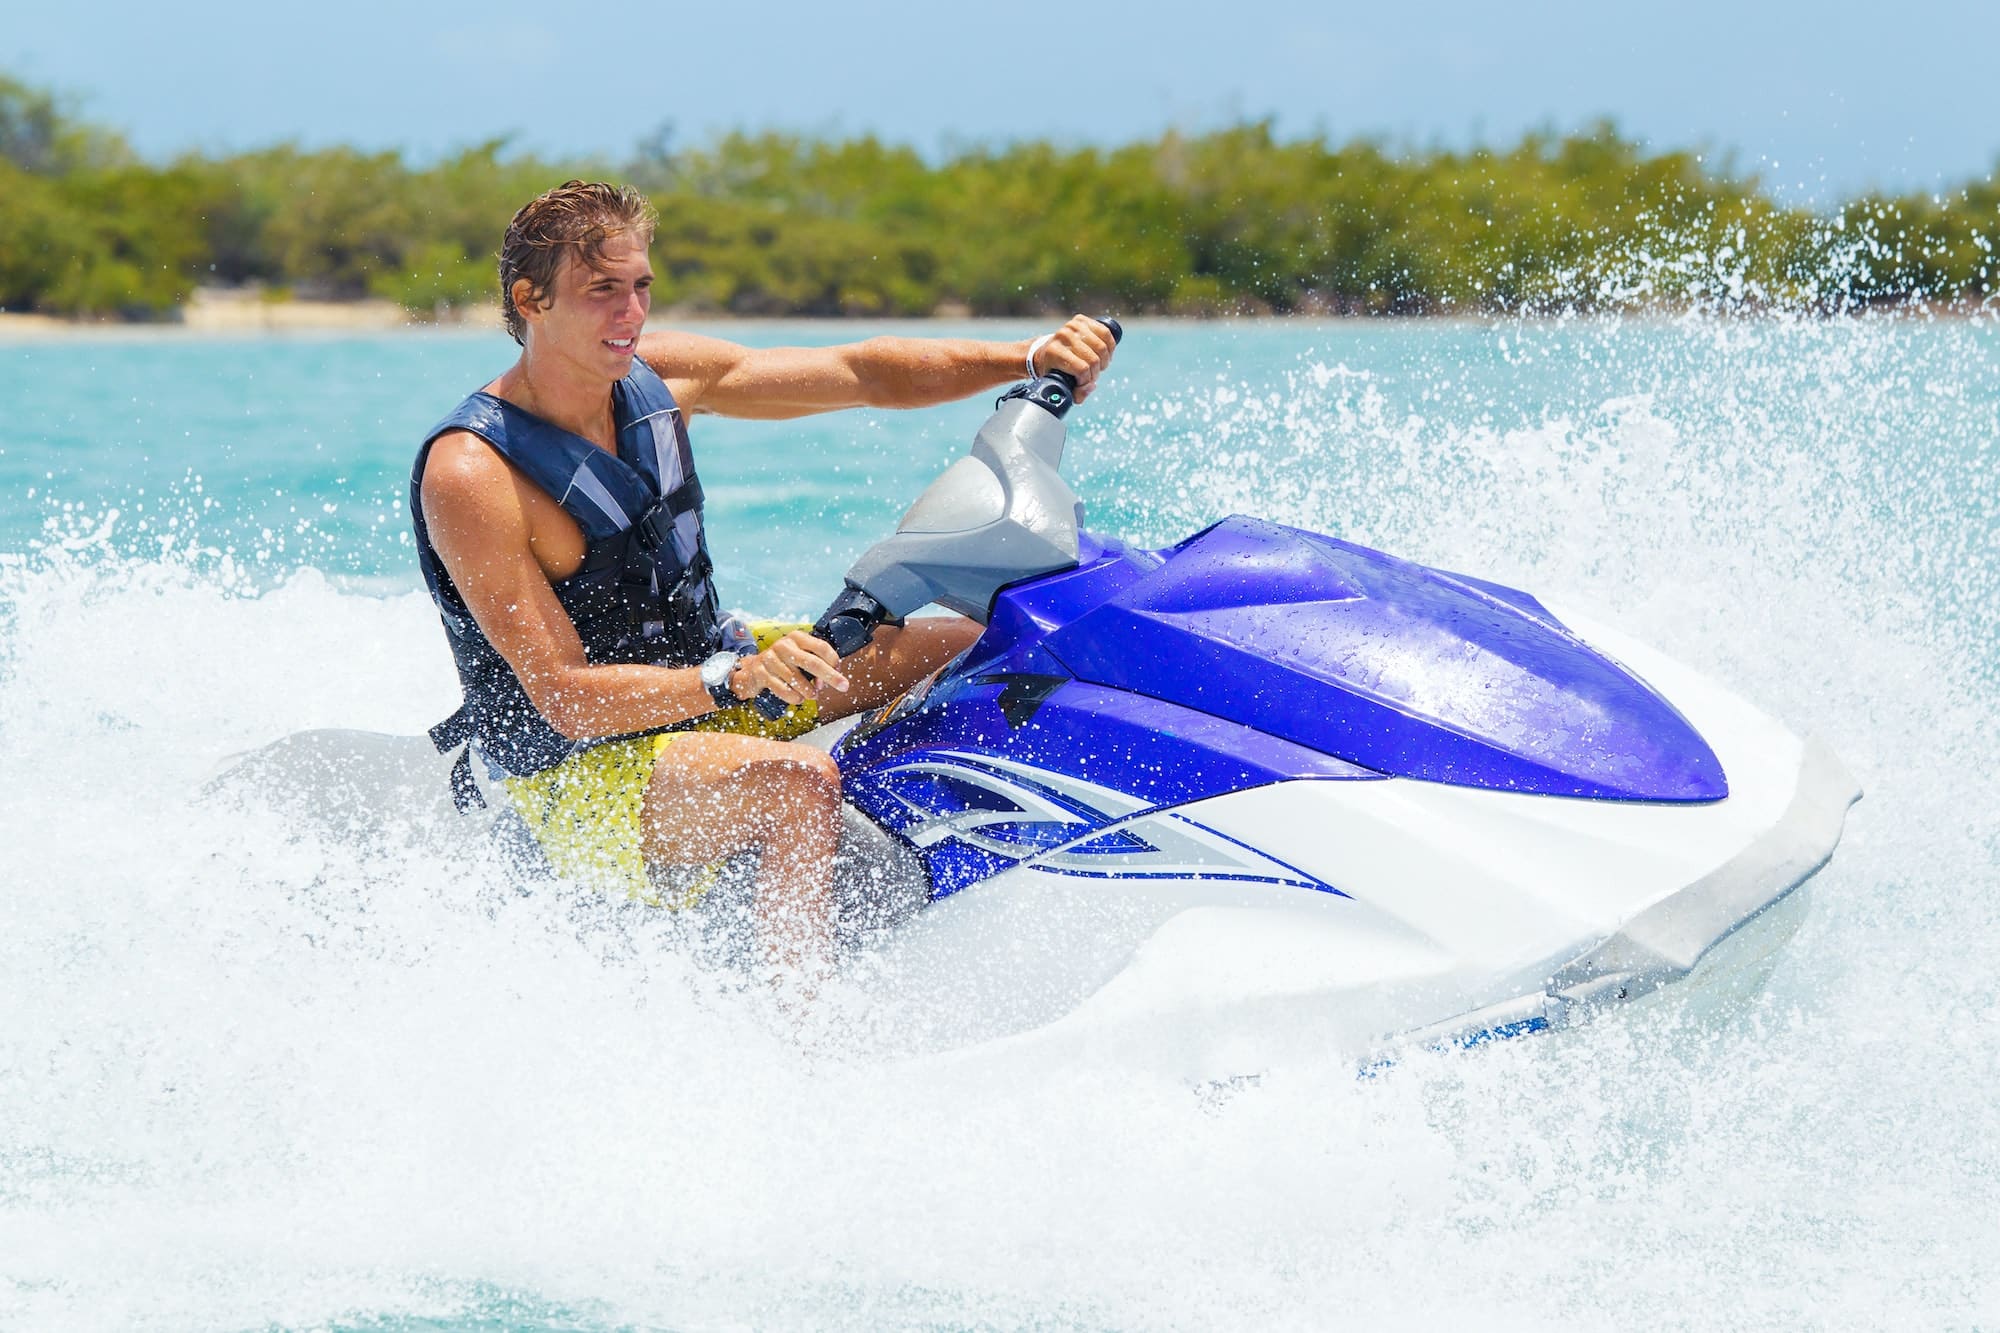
[[732, 630, 850, 706]]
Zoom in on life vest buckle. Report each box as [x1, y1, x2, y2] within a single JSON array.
[[634, 506, 665, 551]]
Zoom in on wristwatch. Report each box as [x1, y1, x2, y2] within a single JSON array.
[[699, 649, 745, 712]]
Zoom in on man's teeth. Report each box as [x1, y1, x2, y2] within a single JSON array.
[[607, 338, 634, 348]]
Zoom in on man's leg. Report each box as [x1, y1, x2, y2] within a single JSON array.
[[642, 615, 976, 971], [641, 732, 844, 975], [818, 614, 983, 718]]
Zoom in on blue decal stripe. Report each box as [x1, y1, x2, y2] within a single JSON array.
[[1023, 864, 1333, 891], [1163, 812, 1351, 898], [1359, 1014, 1552, 1077]]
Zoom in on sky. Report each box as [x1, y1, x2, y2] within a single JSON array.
[[6, 0, 1997, 203]]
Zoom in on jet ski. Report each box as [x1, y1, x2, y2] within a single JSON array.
[[216, 318, 1859, 1068], [739, 317, 1861, 1063]]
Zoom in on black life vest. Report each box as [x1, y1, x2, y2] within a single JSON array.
[[411, 360, 724, 802]]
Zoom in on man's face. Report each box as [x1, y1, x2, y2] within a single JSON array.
[[524, 230, 653, 375]]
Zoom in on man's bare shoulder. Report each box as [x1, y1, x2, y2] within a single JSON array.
[[423, 429, 511, 489], [420, 430, 527, 532]]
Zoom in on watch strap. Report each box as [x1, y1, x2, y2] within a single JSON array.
[[701, 650, 744, 712]]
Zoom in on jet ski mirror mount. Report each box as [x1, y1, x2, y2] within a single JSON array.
[[747, 318, 1122, 718]]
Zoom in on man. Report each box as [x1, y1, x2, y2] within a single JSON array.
[[412, 180, 1116, 980]]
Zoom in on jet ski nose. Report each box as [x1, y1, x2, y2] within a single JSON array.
[[1042, 517, 1727, 802]]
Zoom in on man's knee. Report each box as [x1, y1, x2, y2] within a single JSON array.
[[645, 734, 836, 818], [742, 746, 843, 815], [642, 737, 840, 860]]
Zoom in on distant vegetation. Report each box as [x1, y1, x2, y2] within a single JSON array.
[[2, 73, 1995, 321]]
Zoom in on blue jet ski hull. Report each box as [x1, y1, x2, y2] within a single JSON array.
[[811, 519, 1856, 1065]]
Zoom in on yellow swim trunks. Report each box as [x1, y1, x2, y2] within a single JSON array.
[[498, 622, 823, 905]]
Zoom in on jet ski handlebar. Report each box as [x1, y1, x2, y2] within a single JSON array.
[[747, 317, 1121, 720], [997, 316, 1122, 419]]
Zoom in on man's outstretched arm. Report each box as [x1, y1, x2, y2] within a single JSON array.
[[644, 314, 1117, 420]]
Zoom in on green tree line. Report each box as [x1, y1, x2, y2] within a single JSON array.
[[2, 73, 1995, 320]]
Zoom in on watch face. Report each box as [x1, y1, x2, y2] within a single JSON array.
[[701, 652, 734, 688]]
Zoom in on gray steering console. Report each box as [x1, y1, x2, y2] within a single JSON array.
[[750, 317, 1122, 718]]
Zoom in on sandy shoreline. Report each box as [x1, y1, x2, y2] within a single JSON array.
[[0, 285, 1522, 340], [0, 308, 1057, 342], [3, 290, 1986, 341], [0, 289, 428, 339]]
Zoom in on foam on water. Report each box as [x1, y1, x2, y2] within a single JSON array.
[[1, 315, 1996, 1329]]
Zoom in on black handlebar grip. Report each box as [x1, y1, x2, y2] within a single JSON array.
[[750, 689, 791, 721]]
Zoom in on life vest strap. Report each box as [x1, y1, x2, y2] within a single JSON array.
[[429, 704, 475, 753], [634, 475, 705, 552], [447, 746, 488, 812]]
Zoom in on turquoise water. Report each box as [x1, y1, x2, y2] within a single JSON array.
[[1, 317, 1996, 1329]]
